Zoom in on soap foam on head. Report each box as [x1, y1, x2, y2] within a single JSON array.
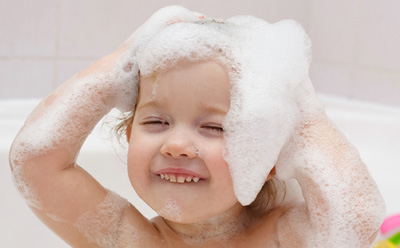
[[135, 6, 311, 206]]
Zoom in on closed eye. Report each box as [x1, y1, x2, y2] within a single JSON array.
[[202, 125, 224, 133], [142, 120, 169, 126], [140, 118, 169, 132]]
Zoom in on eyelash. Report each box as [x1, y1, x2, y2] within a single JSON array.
[[142, 120, 169, 126], [202, 125, 224, 133]]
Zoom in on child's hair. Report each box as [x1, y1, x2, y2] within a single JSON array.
[[113, 104, 286, 217]]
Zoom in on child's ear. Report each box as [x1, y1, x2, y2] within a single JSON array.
[[266, 166, 276, 181]]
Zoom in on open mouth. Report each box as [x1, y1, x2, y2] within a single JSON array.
[[158, 173, 201, 183]]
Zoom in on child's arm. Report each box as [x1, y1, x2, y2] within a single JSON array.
[[8, 39, 142, 246], [8, 6, 203, 247], [275, 93, 386, 247]]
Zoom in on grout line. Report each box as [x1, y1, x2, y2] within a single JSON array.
[[306, 0, 314, 31], [311, 59, 400, 76], [0, 56, 98, 62], [52, 0, 62, 90]]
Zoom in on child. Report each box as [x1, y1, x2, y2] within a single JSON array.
[[9, 6, 385, 247]]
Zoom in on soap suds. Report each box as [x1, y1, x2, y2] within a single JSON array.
[[193, 145, 201, 158], [157, 199, 183, 222], [74, 191, 140, 248], [179, 211, 257, 244]]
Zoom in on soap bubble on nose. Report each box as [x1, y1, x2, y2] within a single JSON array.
[[193, 146, 201, 158]]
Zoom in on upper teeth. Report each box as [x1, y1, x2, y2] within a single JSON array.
[[160, 174, 200, 183]]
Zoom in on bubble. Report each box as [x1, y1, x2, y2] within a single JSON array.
[[193, 145, 201, 158]]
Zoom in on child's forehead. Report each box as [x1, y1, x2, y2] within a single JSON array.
[[139, 59, 231, 85], [137, 60, 231, 108]]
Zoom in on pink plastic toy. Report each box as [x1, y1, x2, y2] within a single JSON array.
[[374, 214, 400, 248]]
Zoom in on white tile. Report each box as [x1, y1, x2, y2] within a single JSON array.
[[57, 0, 150, 58], [269, 0, 311, 26], [308, 0, 359, 64], [53, 60, 95, 88], [310, 62, 353, 97], [56, 0, 312, 58], [352, 68, 400, 107], [0, 0, 58, 57], [162, 0, 275, 19], [0, 60, 53, 99], [355, 0, 400, 71]]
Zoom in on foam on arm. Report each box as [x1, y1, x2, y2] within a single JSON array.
[[275, 113, 386, 247], [9, 50, 137, 206]]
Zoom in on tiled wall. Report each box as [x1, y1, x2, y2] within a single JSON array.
[[1, 0, 399, 106]]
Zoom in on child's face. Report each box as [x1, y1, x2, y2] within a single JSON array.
[[128, 60, 241, 223]]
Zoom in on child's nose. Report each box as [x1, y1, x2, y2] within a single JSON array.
[[160, 130, 198, 159]]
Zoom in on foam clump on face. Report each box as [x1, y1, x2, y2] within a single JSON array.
[[135, 6, 311, 205]]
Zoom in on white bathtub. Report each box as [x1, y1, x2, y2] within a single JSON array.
[[1, 95, 399, 247]]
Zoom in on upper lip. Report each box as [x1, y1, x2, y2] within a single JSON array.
[[154, 168, 205, 179]]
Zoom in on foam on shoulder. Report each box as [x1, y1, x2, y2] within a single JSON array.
[[74, 191, 140, 248]]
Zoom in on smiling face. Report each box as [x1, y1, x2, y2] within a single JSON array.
[[127, 60, 241, 223]]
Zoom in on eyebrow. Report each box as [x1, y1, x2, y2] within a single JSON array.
[[136, 101, 162, 112], [137, 101, 228, 115], [202, 104, 228, 115]]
